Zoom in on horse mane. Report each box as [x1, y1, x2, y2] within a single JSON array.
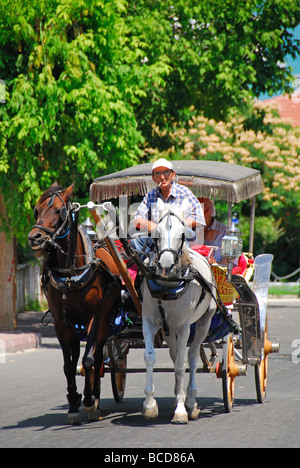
[[181, 245, 192, 267], [37, 184, 64, 205]]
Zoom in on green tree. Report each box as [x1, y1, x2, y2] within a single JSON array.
[[127, 0, 300, 146], [0, 0, 299, 246], [0, 0, 168, 243]]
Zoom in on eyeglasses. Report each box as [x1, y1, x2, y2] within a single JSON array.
[[153, 169, 173, 177]]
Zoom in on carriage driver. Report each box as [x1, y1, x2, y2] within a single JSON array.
[[130, 158, 205, 259]]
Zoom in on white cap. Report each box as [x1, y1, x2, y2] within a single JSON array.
[[152, 158, 173, 171]]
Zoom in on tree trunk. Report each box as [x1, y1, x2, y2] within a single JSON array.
[[0, 194, 17, 331]]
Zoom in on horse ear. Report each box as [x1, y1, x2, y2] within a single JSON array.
[[63, 182, 75, 201]]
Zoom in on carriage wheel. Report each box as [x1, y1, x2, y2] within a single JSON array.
[[111, 353, 127, 403], [221, 334, 238, 413], [255, 323, 269, 404]]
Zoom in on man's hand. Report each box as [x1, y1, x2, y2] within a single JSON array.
[[205, 229, 220, 242], [134, 217, 157, 232]]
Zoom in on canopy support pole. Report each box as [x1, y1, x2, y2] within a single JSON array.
[[249, 197, 256, 255], [227, 203, 233, 228]]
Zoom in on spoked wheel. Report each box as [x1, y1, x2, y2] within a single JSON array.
[[221, 334, 237, 413], [255, 323, 269, 404], [111, 352, 127, 403]]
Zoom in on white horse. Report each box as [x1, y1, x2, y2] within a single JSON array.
[[140, 199, 217, 424]]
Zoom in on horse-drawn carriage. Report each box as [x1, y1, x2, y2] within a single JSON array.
[[28, 160, 279, 424]]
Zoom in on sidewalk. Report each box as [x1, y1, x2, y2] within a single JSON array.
[[16, 310, 56, 338], [0, 310, 55, 355]]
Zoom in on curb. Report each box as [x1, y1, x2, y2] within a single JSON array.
[[268, 296, 300, 303], [0, 332, 41, 355]]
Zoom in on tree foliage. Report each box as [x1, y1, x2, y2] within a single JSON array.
[[0, 0, 148, 241], [126, 0, 300, 145], [149, 102, 300, 274], [0, 0, 299, 245]]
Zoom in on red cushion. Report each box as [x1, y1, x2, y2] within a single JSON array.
[[191, 245, 211, 257], [232, 254, 248, 275]]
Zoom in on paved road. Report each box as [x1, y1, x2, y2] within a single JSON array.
[[0, 299, 299, 449]]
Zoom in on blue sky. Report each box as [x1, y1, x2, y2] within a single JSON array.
[[287, 25, 300, 75], [260, 25, 300, 99]]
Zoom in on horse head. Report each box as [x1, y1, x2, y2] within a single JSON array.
[[28, 182, 75, 252], [154, 198, 190, 277]]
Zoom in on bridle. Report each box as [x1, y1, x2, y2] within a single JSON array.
[[155, 210, 186, 267], [32, 192, 71, 246]]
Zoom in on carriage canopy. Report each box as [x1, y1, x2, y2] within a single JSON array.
[[90, 160, 264, 204]]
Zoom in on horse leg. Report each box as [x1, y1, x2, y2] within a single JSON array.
[[91, 341, 104, 406], [82, 317, 102, 422], [85, 336, 108, 423], [170, 324, 190, 424], [186, 305, 216, 420], [164, 331, 178, 410], [166, 331, 177, 363], [58, 328, 81, 425], [166, 331, 188, 419], [185, 322, 202, 420], [82, 282, 120, 422], [142, 317, 159, 420]]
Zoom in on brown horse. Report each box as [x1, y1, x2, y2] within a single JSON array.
[[28, 182, 121, 425]]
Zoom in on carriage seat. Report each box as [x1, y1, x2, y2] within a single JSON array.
[[211, 254, 254, 305], [190, 245, 254, 305], [191, 244, 251, 277]]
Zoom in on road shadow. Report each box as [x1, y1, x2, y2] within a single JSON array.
[[0, 395, 258, 433], [100, 395, 258, 427], [0, 404, 71, 432]]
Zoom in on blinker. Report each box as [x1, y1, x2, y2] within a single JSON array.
[[60, 206, 68, 221]]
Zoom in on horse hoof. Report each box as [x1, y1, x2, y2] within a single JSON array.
[[171, 412, 189, 424], [67, 412, 81, 426], [87, 408, 102, 422], [187, 406, 201, 420], [83, 398, 102, 422], [142, 403, 159, 420]]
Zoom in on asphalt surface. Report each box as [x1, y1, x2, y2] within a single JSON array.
[[0, 298, 299, 449]]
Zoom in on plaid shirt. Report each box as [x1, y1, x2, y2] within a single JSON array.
[[134, 182, 205, 226]]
